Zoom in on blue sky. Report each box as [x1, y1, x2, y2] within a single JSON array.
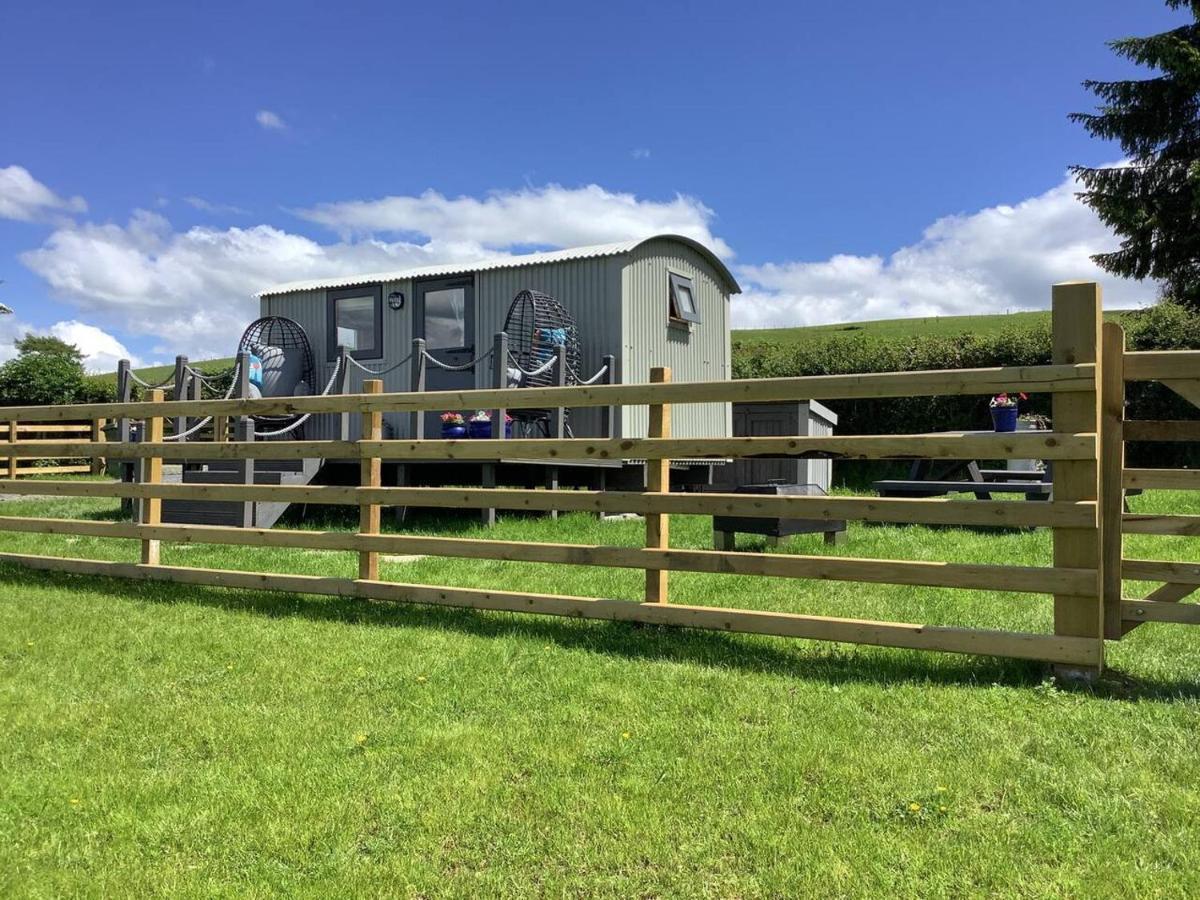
[[0, 0, 1186, 369]]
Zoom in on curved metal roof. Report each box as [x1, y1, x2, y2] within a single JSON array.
[[255, 233, 740, 297]]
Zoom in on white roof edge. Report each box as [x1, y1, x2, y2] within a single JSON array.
[[254, 234, 740, 298]]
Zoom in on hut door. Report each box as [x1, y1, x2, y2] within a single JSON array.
[[414, 276, 476, 428]]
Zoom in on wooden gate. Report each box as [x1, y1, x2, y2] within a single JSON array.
[[1102, 326, 1200, 635]]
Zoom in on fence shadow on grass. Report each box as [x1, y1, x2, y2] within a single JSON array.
[[4, 562, 1195, 700]]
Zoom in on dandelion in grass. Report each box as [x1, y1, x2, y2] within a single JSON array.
[[69, 798, 80, 805], [354, 733, 368, 746], [909, 802, 921, 812], [621, 732, 631, 740], [416, 675, 427, 683]]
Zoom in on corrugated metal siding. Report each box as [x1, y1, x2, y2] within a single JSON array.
[[263, 279, 413, 439], [258, 235, 732, 446], [474, 256, 624, 438], [621, 239, 732, 439]]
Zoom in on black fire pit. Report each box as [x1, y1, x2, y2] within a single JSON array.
[[712, 483, 847, 550]]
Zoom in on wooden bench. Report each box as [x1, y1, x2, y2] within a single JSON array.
[[873, 479, 1052, 500]]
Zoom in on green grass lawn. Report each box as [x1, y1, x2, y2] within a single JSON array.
[[733, 308, 1134, 350], [1, 485, 1197, 896]]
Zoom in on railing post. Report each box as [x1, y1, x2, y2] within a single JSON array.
[[90, 417, 106, 475], [645, 366, 671, 604], [600, 353, 616, 440], [173, 355, 189, 439], [115, 358, 132, 478], [233, 351, 254, 526], [1050, 282, 1104, 678], [236, 351, 251, 401], [337, 345, 353, 442], [358, 379, 384, 581], [482, 331, 508, 527], [1101, 321, 1126, 640], [140, 390, 165, 566], [409, 338, 426, 441], [6, 420, 16, 479], [234, 415, 255, 527], [544, 343, 568, 520]]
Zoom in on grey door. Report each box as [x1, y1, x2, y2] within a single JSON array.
[[415, 276, 475, 431]]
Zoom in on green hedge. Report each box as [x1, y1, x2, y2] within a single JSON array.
[[732, 302, 1200, 470]]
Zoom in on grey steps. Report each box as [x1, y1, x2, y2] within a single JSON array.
[[162, 457, 322, 528]]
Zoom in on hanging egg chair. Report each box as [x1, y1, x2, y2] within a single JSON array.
[[501, 290, 582, 435], [236, 316, 316, 436]]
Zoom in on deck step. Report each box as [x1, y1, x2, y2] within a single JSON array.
[[162, 457, 323, 528]]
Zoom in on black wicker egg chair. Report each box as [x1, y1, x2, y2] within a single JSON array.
[[237, 316, 316, 437], [501, 290, 582, 436]]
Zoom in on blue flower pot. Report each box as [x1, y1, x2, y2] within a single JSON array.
[[467, 420, 512, 439], [990, 406, 1018, 432], [441, 424, 467, 439]]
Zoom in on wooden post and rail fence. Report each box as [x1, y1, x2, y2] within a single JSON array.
[[0, 420, 105, 477], [0, 281, 1194, 676]]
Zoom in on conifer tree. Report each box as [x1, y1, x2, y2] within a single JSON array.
[[1072, 1, 1200, 306]]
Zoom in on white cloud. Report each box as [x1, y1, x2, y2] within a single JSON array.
[[0, 315, 33, 365], [19, 184, 733, 359], [19, 211, 508, 358], [49, 320, 140, 372], [0, 165, 87, 223], [0, 314, 132, 372], [734, 171, 1147, 329], [631, 148, 652, 160], [296, 184, 732, 256], [16, 171, 1147, 363], [184, 195, 250, 216], [255, 109, 287, 131]]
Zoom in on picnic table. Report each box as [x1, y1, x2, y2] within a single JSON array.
[[873, 452, 1052, 501]]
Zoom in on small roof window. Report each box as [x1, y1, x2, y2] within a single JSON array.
[[668, 272, 700, 324]]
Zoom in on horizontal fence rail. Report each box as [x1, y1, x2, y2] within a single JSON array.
[[0, 289, 1113, 672], [0, 552, 1104, 666], [2, 431, 1096, 463], [0, 481, 1098, 528], [0, 362, 1098, 424]]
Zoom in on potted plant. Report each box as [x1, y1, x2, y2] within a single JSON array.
[[440, 412, 467, 439], [467, 410, 513, 439], [988, 392, 1026, 432]]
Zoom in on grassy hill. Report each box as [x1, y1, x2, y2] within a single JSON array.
[[86, 357, 235, 389], [733, 309, 1136, 349]]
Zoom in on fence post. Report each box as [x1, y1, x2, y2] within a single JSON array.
[[337, 345, 353, 442], [410, 338, 426, 441], [482, 331, 508, 527], [140, 390, 165, 566], [173, 355, 189, 439], [359, 379, 384, 581], [1100, 321, 1126, 639], [1051, 282, 1104, 678], [90, 417, 106, 475], [645, 366, 671, 604], [6, 420, 16, 479]]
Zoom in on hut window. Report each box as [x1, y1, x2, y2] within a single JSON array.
[[327, 286, 383, 360], [668, 272, 700, 324]]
